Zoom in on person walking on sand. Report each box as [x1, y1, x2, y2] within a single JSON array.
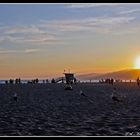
[[13, 92, 18, 102]]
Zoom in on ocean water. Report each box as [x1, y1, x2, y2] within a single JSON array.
[[80, 80, 99, 83], [0, 80, 7, 84]]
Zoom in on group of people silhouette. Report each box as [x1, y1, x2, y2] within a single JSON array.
[[99, 78, 114, 85], [5, 78, 21, 84]]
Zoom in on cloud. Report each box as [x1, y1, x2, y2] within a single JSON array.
[[0, 25, 60, 45], [39, 15, 135, 35], [0, 48, 43, 54], [39, 19, 84, 32], [0, 50, 22, 54], [119, 9, 140, 15], [110, 25, 140, 35], [67, 3, 130, 8], [3, 25, 41, 35], [84, 16, 135, 25], [24, 48, 42, 53], [0, 13, 137, 46], [17, 33, 60, 44]]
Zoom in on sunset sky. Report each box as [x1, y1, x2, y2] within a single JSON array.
[[0, 3, 140, 79]]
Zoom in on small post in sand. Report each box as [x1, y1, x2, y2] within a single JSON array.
[[13, 92, 18, 102]]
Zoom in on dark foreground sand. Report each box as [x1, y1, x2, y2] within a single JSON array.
[[0, 82, 140, 136]]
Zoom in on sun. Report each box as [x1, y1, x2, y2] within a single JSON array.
[[134, 56, 140, 69]]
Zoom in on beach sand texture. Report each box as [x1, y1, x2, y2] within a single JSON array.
[[0, 83, 140, 136]]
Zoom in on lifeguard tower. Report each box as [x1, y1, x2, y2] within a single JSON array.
[[63, 69, 75, 84]]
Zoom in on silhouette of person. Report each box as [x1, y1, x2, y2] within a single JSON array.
[[137, 77, 140, 86], [111, 78, 114, 85], [51, 78, 55, 83], [74, 78, 77, 84]]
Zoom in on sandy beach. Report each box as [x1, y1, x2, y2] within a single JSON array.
[[0, 82, 140, 136]]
